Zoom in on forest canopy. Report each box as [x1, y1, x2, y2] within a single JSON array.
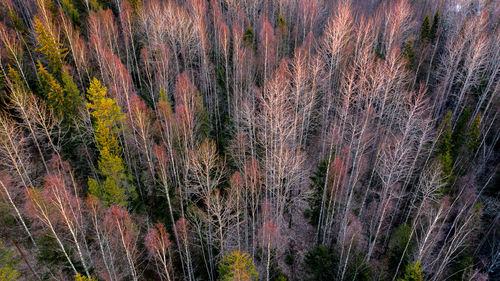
[[0, 0, 498, 280]]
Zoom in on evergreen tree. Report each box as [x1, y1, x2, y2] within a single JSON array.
[[7, 65, 27, 92], [307, 158, 329, 226], [438, 111, 455, 185], [451, 108, 472, 159], [388, 224, 413, 277], [218, 250, 258, 281], [243, 26, 255, 47], [430, 9, 440, 42], [60, 0, 81, 26], [403, 37, 416, 69], [60, 69, 84, 119], [37, 61, 65, 114], [0, 239, 19, 281], [86, 78, 129, 206], [33, 16, 67, 73], [303, 246, 337, 281], [466, 114, 481, 152], [37, 61, 83, 119], [8, 7, 27, 35], [420, 14, 431, 42], [399, 261, 423, 281]]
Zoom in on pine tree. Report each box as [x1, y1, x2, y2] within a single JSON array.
[[430, 9, 440, 42], [86, 78, 129, 206], [399, 261, 423, 281], [33, 16, 67, 73], [218, 250, 258, 281], [420, 14, 431, 42], [466, 114, 481, 152]]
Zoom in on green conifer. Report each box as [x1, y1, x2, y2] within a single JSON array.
[[218, 250, 258, 281], [399, 261, 423, 281], [86, 78, 129, 206], [421, 14, 431, 42], [243, 26, 255, 47], [430, 9, 440, 42], [404, 37, 415, 69], [33, 16, 67, 73]]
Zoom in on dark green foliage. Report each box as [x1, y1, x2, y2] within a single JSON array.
[[37, 61, 83, 121], [61, 69, 84, 119], [60, 0, 81, 26], [467, 114, 481, 152], [438, 111, 455, 185], [36, 233, 69, 267], [438, 108, 482, 192], [243, 26, 255, 47], [274, 273, 288, 281], [303, 246, 338, 281], [36, 233, 85, 275], [303, 245, 371, 281], [388, 224, 413, 278], [421, 14, 431, 41], [451, 108, 472, 159], [430, 9, 440, 42], [404, 37, 415, 69], [285, 253, 294, 266], [211, 64, 234, 153], [449, 253, 474, 281], [306, 158, 329, 226]]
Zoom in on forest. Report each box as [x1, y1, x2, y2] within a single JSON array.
[[0, 0, 498, 280]]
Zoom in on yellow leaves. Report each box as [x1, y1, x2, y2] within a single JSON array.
[[98, 148, 125, 180], [37, 61, 64, 117], [74, 274, 97, 281], [86, 78, 124, 129], [36, 60, 83, 120], [86, 78, 127, 206], [218, 250, 258, 281], [33, 16, 67, 72], [47, 77, 65, 114]]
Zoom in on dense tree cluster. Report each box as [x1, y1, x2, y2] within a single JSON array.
[[0, 0, 498, 280]]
